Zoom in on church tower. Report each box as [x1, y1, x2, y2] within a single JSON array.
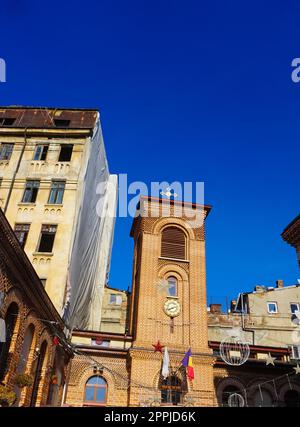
[[128, 196, 215, 406]]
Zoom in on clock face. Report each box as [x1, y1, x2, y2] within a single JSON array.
[[164, 299, 181, 317]]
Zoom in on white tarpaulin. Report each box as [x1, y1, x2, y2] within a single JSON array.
[[63, 116, 117, 331]]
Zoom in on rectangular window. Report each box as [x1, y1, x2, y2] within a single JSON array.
[[58, 144, 73, 162], [48, 181, 65, 204], [289, 345, 300, 360], [291, 303, 300, 314], [109, 294, 122, 305], [14, 224, 30, 249], [54, 119, 70, 128], [109, 294, 117, 304], [0, 118, 16, 126], [267, 302, 278, 314], [0, 143, 14, 161], [33, 144, 49, 161], [22, 180, 40, 203], [37, 224, 57, 253]]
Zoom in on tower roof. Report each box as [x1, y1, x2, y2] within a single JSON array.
[[130, 195, 212, 237]]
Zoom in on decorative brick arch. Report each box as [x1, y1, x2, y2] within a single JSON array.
[[152, 217, 195, 240], [157, 263, 189, 283], [1, 294, 22, 383], [216, 376, 246, 405], [152, 366, 189, 390], [38, 330, 52, 351], [2, 287, 24, 318], [22, 311, 42, 338]]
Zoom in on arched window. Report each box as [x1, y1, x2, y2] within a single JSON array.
[[167, 276, 177, 297], [84, 376, 107, 406], [222, 385, 240, 407], [161, 227, 186, 260], [161, 374, 182, 405]]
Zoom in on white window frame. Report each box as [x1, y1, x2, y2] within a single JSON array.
[[109, 294, 122, 305], [289, 345, 300, 360], [267, 302, 278, 314]]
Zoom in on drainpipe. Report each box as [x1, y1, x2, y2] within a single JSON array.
[[241, 293, 245, 329], [240, 293, 255, 345], [4, 127, 28, 214]]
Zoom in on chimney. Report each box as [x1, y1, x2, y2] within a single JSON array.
[[254, 285, 265, 293], [276, 280, 284, 289], [210, 304, 222, 314], [230, 300, 237, 312]]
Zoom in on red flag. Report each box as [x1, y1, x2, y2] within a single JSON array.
[[53, 336, 59, 346]]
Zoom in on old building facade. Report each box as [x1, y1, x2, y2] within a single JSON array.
[[208, 282, 300, 407], [0, 106, 117, 330], [0, 208, 72, 407], [1, 105, 299, 407]]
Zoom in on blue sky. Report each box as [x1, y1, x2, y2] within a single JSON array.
[[1, 0, 299, 304]]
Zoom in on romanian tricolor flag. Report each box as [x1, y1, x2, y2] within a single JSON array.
[[181, 348, 194, 381]]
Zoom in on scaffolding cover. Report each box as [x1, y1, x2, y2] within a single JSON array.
[[63, 117, 117, 331]]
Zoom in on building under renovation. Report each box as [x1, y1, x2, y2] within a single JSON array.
[[0, 106, 117, 331]]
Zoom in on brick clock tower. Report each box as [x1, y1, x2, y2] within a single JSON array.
[[128, 196, 215, 406]]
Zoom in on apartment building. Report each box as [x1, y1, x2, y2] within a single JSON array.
[[0, 106, 117, 331]]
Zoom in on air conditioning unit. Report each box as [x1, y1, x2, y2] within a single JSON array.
[[288, 345, 300, 360]]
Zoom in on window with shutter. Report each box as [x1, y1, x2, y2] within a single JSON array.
[[161, 227, 186, 260]]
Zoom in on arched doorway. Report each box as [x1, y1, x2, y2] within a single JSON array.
[[284, 390, 300, 407], [161, 374, 182, 405], [30, 340, 48, 407], [15, 324, 35, 406], [0, 302, 19, 382]]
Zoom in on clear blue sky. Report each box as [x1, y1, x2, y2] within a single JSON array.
[[1, 0, 299, 304]]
